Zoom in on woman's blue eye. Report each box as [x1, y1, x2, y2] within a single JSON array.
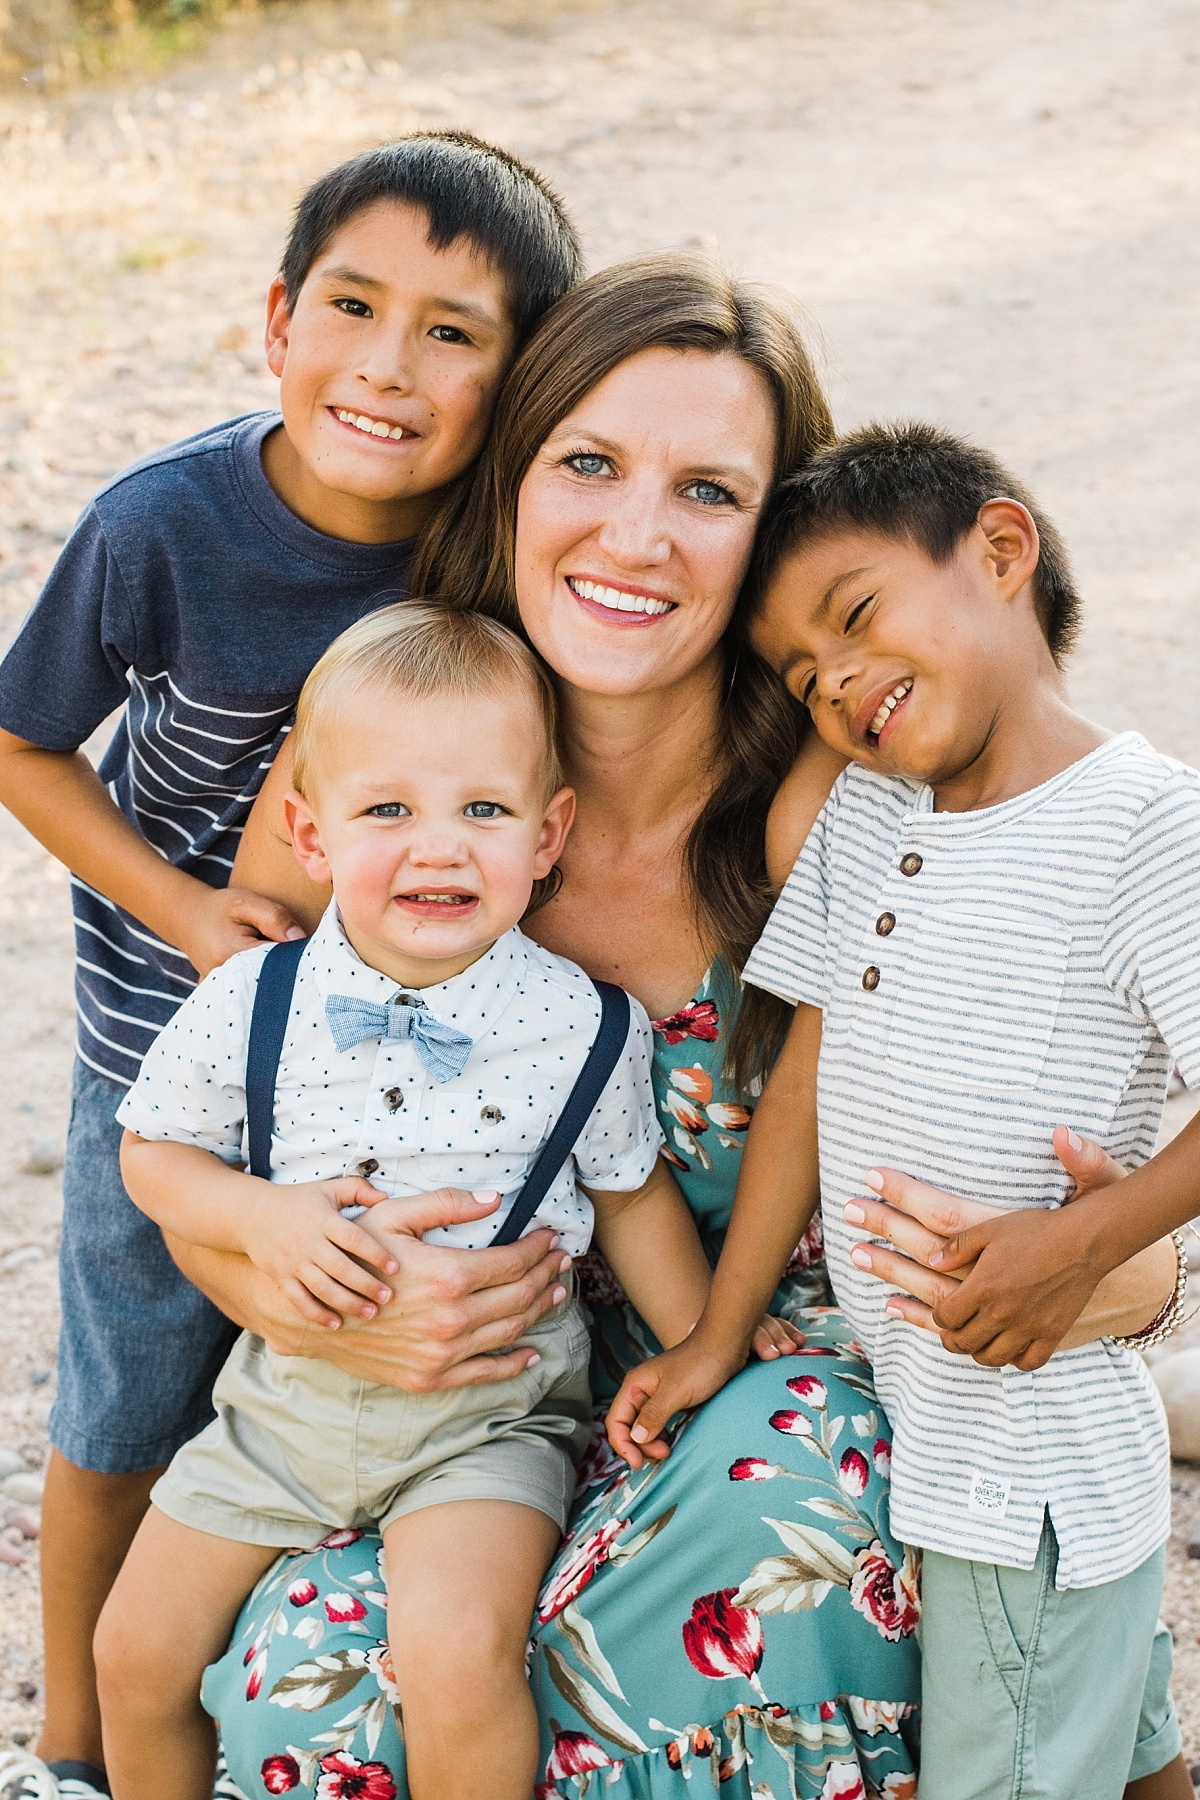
[[465, 801, 503, 819], [368, 802, 408, 818], [566, 454, 611, 477], [333, 297, 372, 318], [684, 479, 734, 506]]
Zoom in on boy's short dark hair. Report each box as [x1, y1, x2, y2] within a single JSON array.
[[281, 130, 582, 337], [751, 421, 1081, 664]]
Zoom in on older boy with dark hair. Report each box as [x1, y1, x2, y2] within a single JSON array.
[[0, 130, 580, 1800], [609, 423, 1198, 1799]]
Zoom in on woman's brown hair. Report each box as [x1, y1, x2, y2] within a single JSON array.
[[413, 253, 834, 1090]]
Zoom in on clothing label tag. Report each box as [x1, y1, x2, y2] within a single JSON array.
[[968, 1471, 1011, 1519]]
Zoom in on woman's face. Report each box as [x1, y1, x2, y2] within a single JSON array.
[[513, 346, 778, 697]]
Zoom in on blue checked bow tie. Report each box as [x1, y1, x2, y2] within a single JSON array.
[[324, 992, 474, 1083]]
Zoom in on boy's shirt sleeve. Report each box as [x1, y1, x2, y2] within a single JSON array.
[[115, 948, 265, 1162], [1101, 766, 1200, 1088], [573, 997, 667, 1193], [742, 772, 843, 1009], [0, 503, 137, 750]]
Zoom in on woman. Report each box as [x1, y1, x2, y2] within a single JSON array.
[[189, 258, 1175, 1799]]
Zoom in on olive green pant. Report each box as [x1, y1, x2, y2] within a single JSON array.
[[918, 1521, 1179, 1799]]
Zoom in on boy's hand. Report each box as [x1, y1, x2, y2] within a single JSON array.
[[178, 883, 307, 979], [607, 1333, 744, 1470], [751, 1315, 807, 1359], [248, 1177, 400, 1329]]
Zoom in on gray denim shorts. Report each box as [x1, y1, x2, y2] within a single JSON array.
[[49, 1058, 240, 1474]]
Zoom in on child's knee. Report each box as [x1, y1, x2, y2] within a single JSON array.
[[390, 1604, 526, 1714], [94, 1595, 200, 1714]]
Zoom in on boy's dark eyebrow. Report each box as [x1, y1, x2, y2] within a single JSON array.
[[811, 567, 870, 625], [320, 265, 502, 329]]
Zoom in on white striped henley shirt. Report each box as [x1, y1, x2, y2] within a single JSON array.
[[743, 732, 1200, 1588]]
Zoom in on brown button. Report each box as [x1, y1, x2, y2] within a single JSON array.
[[876, 912, 896, 936], [899, 853, 923, 877], [356, 1157, 379, 1177], [862, 966, 881, 991], [384, 1087, 404, 1112], [480, 1105, 504, 1125]]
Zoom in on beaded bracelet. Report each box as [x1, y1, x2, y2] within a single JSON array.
[[1111, 1227, 1196, 1351]]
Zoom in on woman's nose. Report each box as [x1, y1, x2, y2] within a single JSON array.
[[594, 482, 671, 568]]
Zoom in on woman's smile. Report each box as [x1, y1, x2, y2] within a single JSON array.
[[564, 574, 677, 624]]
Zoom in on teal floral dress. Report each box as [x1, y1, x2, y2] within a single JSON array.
[[205, 963, 921, 1800]]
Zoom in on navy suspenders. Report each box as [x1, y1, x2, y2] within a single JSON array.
[[243, 937, 632, 1246]]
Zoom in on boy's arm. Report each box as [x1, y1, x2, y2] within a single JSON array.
[[930, 1109, 1200, 1367], [120, 1131, 397, 1328], [230, 732, 332, 936], [584, 1158, 714, 1349], [606, 1002, 823, 1467], [0, 730, 305, 977]]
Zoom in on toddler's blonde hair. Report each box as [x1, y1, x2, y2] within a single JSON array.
[[291, 601, 562, 798]]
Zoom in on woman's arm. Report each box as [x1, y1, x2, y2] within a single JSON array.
[[167, 1189, 576, 1392], [844, 1132, 1175, 1349], [764, 733, 849, 889], [232, 732, 330, 935]]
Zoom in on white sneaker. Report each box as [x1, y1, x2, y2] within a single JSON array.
[[0, 1755, 109, 1800], [213, 1749, 249, 1800]]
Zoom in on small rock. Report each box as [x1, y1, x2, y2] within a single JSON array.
[[21, 1139, 64, 1176], [5, 1509, 39, 1539], [1, 1472, 44, 1506], [0, 1541, 25, 1568], [30, 1368, 50, 1387], [17, 1680, 37, 1702], [0, 1449, 26, 1480], [0, 1246, 44, 1272], [1151, 1349, 1200, 1459]]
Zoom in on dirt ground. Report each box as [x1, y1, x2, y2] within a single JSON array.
[[2, 0, 1200, 1768]]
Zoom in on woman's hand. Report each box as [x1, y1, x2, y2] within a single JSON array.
[[170, 1187, 573, 1392], [844, 1126, 1176, 1360]]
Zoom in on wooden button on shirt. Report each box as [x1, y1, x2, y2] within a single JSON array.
[[899, 852, 923, 876], [115, 899, 666, 1258]]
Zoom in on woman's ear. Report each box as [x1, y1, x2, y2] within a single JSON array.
[[284, 788, 332, 884], [976, 498, 1040, 599], [533, 786, 576, 877]]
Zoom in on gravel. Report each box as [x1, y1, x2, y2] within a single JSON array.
[[2, 0, 1200, 1763]]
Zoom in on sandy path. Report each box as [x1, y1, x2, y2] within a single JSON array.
[[1, 0, 1199, 1764]]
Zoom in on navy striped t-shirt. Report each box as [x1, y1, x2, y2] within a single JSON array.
[[0, 412, 415, 1085]]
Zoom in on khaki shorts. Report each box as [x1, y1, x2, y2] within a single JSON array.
[[152, 1293, 592, 1546]]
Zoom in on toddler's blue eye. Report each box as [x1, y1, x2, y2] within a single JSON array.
[[465, 801, 502, 818], [369, 802, 408, 818]]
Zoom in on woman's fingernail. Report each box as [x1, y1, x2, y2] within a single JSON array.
[[552, 1284, 567, 1304], [631, 1425, 648, 1443], [929, 1250, 943, 1266], [850, 1245, 872, 1269], [1066, 1130, 1082, 1152], [376, 1288, 391, 1304], [527, 1352, 541, 1367], [885, 1300, 904, 1317], [327, 1318, 341, 1330], [473, 1189, 500, 1205], [286, 925, 307, 940], [865, 1169, 884, 1192], [549, 1234, 560, 1248], [559, 1255, 572, 1273], [362, 1305, 376, 1319], [844, 1201, 866, 1224]]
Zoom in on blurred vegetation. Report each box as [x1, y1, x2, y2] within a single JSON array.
[[0, 0, 289, 81]]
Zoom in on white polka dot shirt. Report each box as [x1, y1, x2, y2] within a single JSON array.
[[117, 902, 664, 1254]]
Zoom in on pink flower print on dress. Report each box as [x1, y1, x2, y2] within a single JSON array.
[[681, 1588, 767, 1699], [769, 1408, 815, 1437], [315, 1750, 397, 1799], [728, 1456, 781, 1482], [785, 1213, 826, 1274], [544, 1730, 614, 1779], [838, 1448, 870, 1499], [261, 1754, 301, 1794], [244, 1651, 268, 1701], [287, 1578, 318, 1607], [786, 1374, 827, 1409], [324, 1592, 368, 1624], [536, 1515, 629, 1624], [366, 1641, 401, 1704], [873, 1438, 892, 1479], [821, 1763, 866, 1799], [848, 1542, 921, 1642], [651, 999, 720, 1044], [319, 1529, 364, 1550]]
